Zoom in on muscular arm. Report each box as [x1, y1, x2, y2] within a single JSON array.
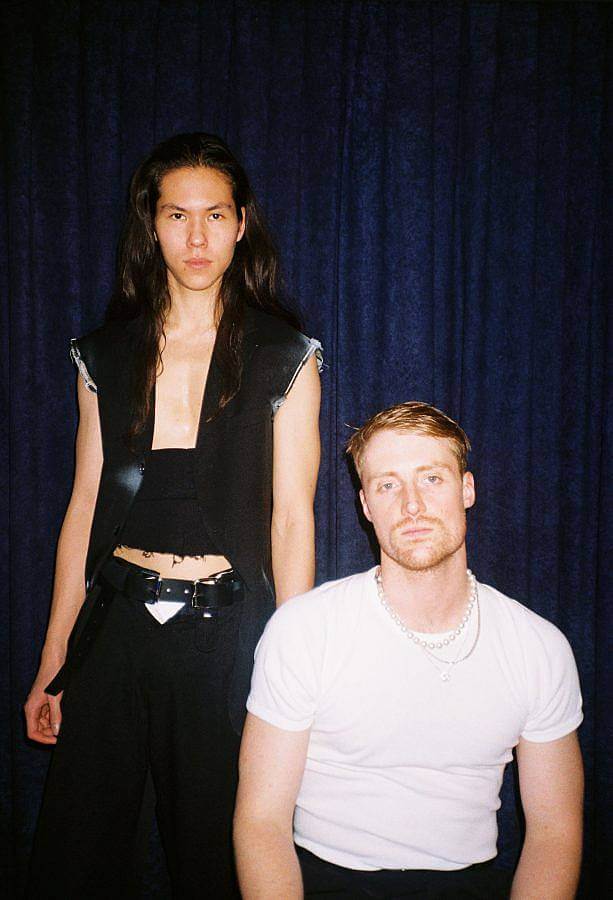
[[24, 377, 103, 743], [234, 713, 310, 899], [271, 354, 320, 605], [511, 731, 583, 898]]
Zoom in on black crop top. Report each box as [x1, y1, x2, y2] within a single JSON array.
[[119, 449, 220, 557]]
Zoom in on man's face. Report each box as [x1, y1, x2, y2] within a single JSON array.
[[154, 166, 245, 298], [359, 430, 475, 572]]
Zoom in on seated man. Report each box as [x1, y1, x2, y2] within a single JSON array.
[[234, 402, 583, 899]]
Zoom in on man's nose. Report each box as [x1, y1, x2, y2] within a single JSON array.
[[188, 221, 208, 247], [404, 486, 425, 517]]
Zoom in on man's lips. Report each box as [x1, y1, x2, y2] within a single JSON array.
[[394, 520, 436, 538]]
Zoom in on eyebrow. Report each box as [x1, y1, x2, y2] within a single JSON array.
[[368, 462, 454, 480], [415, 462, 454, 472], [158, 202, 234, 212]]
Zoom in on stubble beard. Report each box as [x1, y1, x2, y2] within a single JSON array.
[[383, 515, 467, 573]]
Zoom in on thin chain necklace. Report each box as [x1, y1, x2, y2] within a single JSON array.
[[375, 568, 481, 682]]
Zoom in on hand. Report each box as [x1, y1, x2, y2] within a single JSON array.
[[25, 680, 64, 745]]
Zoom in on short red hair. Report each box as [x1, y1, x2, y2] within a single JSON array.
[[346, 401, 471, 476]]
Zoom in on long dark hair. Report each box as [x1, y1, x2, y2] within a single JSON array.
[[107, 132, 300, 438]]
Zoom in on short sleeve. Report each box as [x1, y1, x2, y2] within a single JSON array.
[[70, 338, 97, 393], [521, 626, 583, 743], [247, 599, 322, 732], [272, 336, 323, 415]]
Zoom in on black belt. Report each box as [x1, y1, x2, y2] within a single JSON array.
[[101, 556, 244, 611]]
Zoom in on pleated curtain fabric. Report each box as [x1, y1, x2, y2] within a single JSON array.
[[1, 2, 610, 895]]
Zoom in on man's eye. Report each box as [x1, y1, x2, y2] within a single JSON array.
[[209, 212, 223, 221], [170, 213, 186, 221], [424, 474, 441, 484], [380, 482, 395, 491]]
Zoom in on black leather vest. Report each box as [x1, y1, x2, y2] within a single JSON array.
[[71, 306, 320, 729]]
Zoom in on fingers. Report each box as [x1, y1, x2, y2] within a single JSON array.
[[25, 699, 56, 744], [24, 690, 63, 745], [48, 693, 63, 737], [37, 700, 57, 742]]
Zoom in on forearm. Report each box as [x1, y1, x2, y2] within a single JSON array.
[[511, 828, 582, 899], [271, 508, 315, 605], [38, 500, 95, 674], [25, 496, 97, 741], [234, 816, 303, 899]]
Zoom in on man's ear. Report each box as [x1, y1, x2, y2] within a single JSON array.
[[237, 207, 246, 242], [359, 488, 373, 523], [462, 472, 476, 510]]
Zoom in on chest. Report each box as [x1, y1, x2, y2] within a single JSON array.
[[95, 329, 272, 465], [152, 336, 214, 450], [314, 616, 527, 770]]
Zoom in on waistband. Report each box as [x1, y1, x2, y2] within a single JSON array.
[[295, 846, 509, 898]]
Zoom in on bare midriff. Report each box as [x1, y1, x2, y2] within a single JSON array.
[[113, 546, 233, 580]]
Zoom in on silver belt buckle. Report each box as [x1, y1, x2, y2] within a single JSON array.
[[202, 567, 234, 585], [144, 572, 163, 603], [191, 577, 214, 615], [191, 568, 233, 613]]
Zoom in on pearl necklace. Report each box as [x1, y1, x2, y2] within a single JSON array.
[[375, 568, 480, 682]]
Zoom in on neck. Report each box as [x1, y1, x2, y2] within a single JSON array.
[[378, 550, 470, 633], [165, 281, 220, 333]]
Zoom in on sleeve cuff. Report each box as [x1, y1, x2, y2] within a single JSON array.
[[520, 711, 584, 743], [246, 698, 313, 732]]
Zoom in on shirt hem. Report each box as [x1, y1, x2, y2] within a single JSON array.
[[294, 838, 498, 873]]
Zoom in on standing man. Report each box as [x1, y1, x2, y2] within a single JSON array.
[[25, 133, 321, 898], [234, 402, 583, 899]]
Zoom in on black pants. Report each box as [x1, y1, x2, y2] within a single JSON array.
[[28, 577, 242, 899], [297, 847, 512, 899]]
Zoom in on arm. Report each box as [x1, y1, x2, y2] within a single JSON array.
[[511, 731, 583, 898], [234, 713, 310, 899], [24, 377, 103, 743], [271, 354, 321, 605]]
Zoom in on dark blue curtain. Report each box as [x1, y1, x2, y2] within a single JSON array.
[[2, 1, 610, 895]]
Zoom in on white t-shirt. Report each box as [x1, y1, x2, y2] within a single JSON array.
[[247, 568, 583, 872]]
